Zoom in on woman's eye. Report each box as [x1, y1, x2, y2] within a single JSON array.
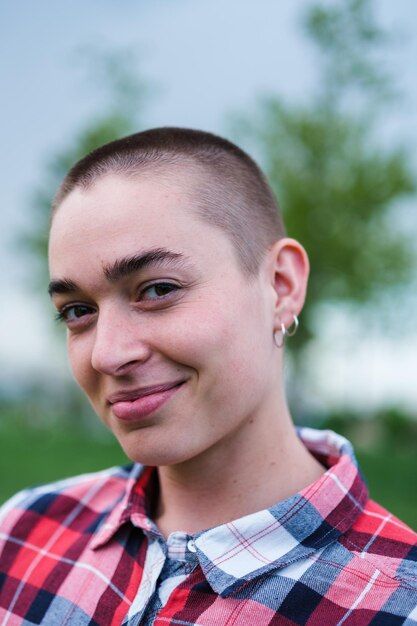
[[140, 283, 179, 301], [56, 305, 95, 324]]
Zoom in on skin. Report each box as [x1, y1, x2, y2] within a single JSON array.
[[49, 172, 324, 536]]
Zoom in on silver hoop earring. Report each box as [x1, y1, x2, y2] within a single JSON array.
[[286, 314, 299, 337], [273, 322, 287, 348], [273, 315, 299, 348]]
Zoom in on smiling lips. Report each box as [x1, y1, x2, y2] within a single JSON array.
[[108, 381, 186, 422]]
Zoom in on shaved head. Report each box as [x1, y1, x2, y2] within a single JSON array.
[[52, 127, 285, 276]]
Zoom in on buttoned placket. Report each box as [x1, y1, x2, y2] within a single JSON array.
[[121, 530, 198, 626]]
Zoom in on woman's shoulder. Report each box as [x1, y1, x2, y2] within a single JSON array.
[[341, 497, 417, 587], [0, 463, 138, 535]]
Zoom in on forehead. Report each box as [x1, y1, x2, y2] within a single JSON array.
[[52, 172, 190, 236], [48, 173, 238, 277]]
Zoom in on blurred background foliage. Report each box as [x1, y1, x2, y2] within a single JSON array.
[[3, 0, 417, 527], [232, 0, 416, 352]]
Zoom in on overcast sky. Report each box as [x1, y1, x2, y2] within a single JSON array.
[[1, 0, 416, 410]]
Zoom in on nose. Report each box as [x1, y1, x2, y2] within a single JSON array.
[[90, 306, 151, 376]]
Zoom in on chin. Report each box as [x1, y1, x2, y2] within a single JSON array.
[[117, 431, 195, 467]]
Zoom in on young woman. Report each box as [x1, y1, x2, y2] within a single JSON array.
[[1, 128, 416, 625]]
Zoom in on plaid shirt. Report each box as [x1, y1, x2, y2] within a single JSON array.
[[1, 428, 416, 625]]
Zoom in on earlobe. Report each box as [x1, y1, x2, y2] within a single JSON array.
[[273, 314, 299, 348], [269, 238, 309, 330]]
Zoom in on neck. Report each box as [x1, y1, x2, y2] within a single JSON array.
[[154, 407, 324, 537]]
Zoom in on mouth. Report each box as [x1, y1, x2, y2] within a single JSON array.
[[108, 380, 186, 422]]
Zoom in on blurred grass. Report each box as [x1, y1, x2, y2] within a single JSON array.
[[0, 420, 416, 530], [356, 449, 416, 529], [0, 422, 128, 503]]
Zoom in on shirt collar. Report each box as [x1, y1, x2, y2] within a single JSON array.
[[91, 428, 368, 596], [90, 464, 153, 549]]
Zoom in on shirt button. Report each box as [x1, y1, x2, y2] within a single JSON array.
[[187, 539, 197, 553]]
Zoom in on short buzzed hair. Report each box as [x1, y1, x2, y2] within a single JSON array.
[[52, 127, 286, 276]]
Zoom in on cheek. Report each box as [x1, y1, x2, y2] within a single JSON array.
[[200, 298, 273, 401], [67, 335, 96, 395], [160, 305, 232, 363], [162, 295, 269, 384]]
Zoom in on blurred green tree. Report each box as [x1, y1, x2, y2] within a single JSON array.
[[233, 0, 416, 353]]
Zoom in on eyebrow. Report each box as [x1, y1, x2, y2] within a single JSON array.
[[48, 278, 78, 297], [103, 248, 190, 281], [48, 248, 191, 298]]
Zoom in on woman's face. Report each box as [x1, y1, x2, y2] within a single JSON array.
[[48, 173, 280, 465]]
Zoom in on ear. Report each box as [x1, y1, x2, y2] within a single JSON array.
[[266, 238, 309, 329]]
